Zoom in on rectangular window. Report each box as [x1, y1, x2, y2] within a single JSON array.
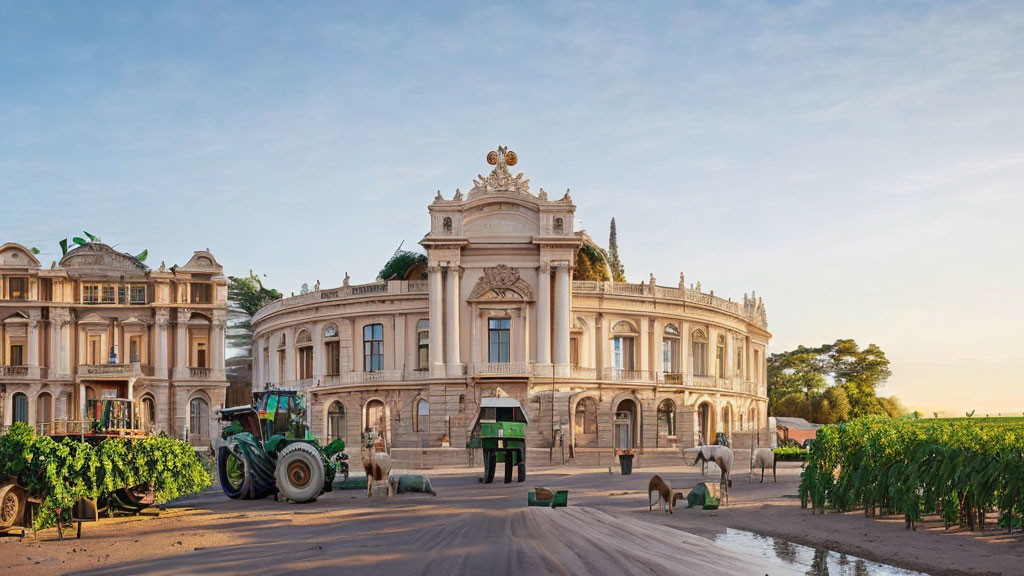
[[9, 345, 24, 366], [278, 350, 285, 382], [196, 343, 207, 368], [298, 346, 313, 379], [102, 285, 115, 303], [83, 285, 99, 303], [692, 342, 708, 376], [118, 286, 127, 303], [130, 337, 141, 363], [131, 286, 147, 304], [8, 277, 27, 300], [662, 339, 675, 373], [488, 318, 510, 363], [417, 330, 429, 370], [325, 341, 340, 375], [613, 337, 635, 370], [363, 323, 384, 372], [570, 338, 579, 366], [190, 283, 212, 304]]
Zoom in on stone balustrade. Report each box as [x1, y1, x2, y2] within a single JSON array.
[[254, 279, 430, 321], [571, 281, 767, 328]]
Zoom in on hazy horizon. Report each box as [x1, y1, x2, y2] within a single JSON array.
[[2, 1, 1021, 415]]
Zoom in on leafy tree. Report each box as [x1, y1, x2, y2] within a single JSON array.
[[228, 271, 283, 317], [607, 218, 626, 282], [378, 250, 428, 281], [574, 242, 611, 282], [769, 339, 900, 422]]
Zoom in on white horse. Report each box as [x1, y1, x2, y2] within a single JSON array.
[[749, 447, 776, 483], [684, 445, 734, 504]]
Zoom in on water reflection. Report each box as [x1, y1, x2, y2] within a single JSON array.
[[713, 528, 928, 576]]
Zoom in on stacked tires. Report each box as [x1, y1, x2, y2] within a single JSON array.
[[217, 434, 328, 503]]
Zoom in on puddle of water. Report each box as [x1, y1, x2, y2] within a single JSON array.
[[713, 528, 929, 576]]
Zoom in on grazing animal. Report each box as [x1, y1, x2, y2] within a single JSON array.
[[684, 445, 734, 504], [361, 433, 393, 499], [669, 489, 688, 510], [648, 475, 673, 514], [749, 447, 777, 483]]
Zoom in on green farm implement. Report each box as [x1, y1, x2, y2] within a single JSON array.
[[472, 397, 528, 484], [215, 387, 348, 503]]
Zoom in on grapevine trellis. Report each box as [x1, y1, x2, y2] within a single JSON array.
[[800, 417, 1024, 532], [0, 422, 210, 530]]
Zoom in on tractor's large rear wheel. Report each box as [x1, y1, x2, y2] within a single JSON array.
[[275, 443, 325, 503], [220, 433, 276, 500], [518, 461, 526, 483]]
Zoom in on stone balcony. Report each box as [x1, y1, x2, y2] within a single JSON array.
[[77, 363, 155, 379], [468, 362, 532, 377], [172, 366, 226, 381]]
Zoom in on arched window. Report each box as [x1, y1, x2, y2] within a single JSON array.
[[574, 397, 598, 446], [324, 324, 340, 375], [716, 334, 726, 377], [327, 401, 346, 441], [36, 392, 52, 430], [657, 399, 676, 438], [296, 329, 313, 380], [365, 399, 386, 438], [442, 217, 452, 233], [12, 392, 28, 424], [697, 401, 713, 445], [414, 398, 429, 433], [691, 329, 708, 376], [417, 319, 429, 370], [363, 324, 384, 371], [611, 322, 636, 371], [140, 395, 156, 432], [189, 397, 209, 443], [662, 324, 680, 374], [554, 217, 564, 232]]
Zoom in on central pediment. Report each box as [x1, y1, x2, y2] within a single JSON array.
[[468, 265, 534, 302], [60, 243, 148, 278]]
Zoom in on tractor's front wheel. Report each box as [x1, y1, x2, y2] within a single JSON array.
[[220, 434, 276, 500], [218, 447, 245, 499], [275, 443, 325, 503]]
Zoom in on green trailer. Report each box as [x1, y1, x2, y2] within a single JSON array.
[[472, 397, 529, 484]]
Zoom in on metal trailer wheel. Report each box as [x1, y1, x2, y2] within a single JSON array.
[[483, 450, 496, 484], [275, 443, 326, 503], [504, 453, 514, 484]]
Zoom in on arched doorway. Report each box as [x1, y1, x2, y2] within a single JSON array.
[[614, 398, 638, 450], [189, 396, 210, 446], [657, 399, 676, 446], [364, 399, 388, 446], [327, 401, 346, 441], [697, 401, 714, 445], [139, 395, 156, 432], [573, 397, 598, 447]]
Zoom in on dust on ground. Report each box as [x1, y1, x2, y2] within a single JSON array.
[[1, 462, 1020, 575]]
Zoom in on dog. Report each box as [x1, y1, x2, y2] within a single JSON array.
[[648, 474, 673, 514]]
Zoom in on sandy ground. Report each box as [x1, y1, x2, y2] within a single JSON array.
[[1, 462, 1020, 575]]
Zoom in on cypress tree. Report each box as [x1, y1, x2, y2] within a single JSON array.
[[608, 218, 626, 282]]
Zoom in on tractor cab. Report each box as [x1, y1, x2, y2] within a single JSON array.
[[218, 389, 311, 443]]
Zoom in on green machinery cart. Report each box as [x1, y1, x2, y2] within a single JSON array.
[[472, 397, 529, 484], [214, 387, 348, 503]]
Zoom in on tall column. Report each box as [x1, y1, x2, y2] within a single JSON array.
[[27, 313, 40, 367], [212, 316, 226, 371], [552, 261, 571, 377], [536, 263, 551, 366], [155, 310, 169, 379], [444, 265, 462, 377], [726, 331, 734, 379], [175, 308, 192, 376], [427, 266, 445, 377], [680, 321, 690, 382]]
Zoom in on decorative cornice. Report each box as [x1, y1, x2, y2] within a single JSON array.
[[467, 265, 534, 301]]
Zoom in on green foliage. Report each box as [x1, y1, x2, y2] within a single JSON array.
[[83, 231, 100, 242], [0, 424, 210, 530], [378, 249, 427, 281], [574, 243, 611, 282], [773, 445, 809, 460], [228, 270, 283, 317], [136, 249, 148, 262], [769, 339, 899, 423], [799, 417, 1024, 532], [607, 218, 626, 282]]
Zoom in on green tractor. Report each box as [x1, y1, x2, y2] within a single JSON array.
[[214, 388, 348, 503], [472, 397, 528, 484]]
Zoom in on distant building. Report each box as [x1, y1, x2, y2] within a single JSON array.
[[250, 148, 771, 467], [0, 242, 228, 446]]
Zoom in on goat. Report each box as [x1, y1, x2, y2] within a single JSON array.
[[648, 475, 673, 514], [749, 447, 776, 483], [684, 445, 734, 504], [361, 432, 393, 499]]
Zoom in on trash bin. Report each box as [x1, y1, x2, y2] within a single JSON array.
[[618, 452, 634, 475]]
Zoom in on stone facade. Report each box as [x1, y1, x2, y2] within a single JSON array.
[[0, 242, 229, 446], [250, 148, 771, 468]]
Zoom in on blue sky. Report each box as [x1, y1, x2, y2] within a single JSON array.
[[2, 1, 1022, 414]]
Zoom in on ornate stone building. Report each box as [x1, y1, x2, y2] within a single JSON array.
[[0, 242, 229, 446], [250, 148, 770, 467]]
